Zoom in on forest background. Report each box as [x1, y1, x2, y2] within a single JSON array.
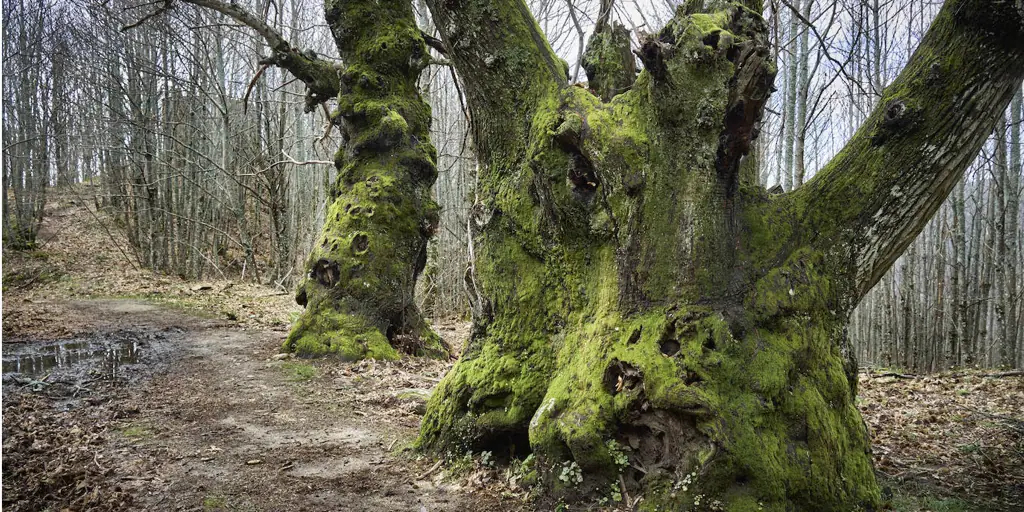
[[3, 0, 1022, 372]]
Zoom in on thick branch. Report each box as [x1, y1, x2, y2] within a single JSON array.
[[790, 0, 1024, 301], [423, 0, 566, 161], [420, 30, 448, 55], [180, 0, 340, 111]]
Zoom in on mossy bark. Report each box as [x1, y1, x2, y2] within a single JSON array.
[[284, 0, 449, 360], [417, 0, 1024, 510], [582, 1, 636, 102]]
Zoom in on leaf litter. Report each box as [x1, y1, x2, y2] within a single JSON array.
[[3, 186, 1022, 511]]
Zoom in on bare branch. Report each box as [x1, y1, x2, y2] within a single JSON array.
[[786, 0, 1024, 301], [280, 150, 333, 167], [779, 0, 872, 100], [242, 63, 269, 114], [121, 0, 171, 32], [178, 0, 341, 111]]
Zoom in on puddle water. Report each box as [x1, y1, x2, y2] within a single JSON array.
[[3, 336, 147, 380]]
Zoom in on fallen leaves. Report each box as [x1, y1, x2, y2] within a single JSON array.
[[2, 392, 135, 511], [859, 370, 1024, 508]]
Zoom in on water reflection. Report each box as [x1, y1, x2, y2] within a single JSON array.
[[2, 338, 142, 378]]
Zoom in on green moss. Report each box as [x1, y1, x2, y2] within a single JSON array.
[[420, 2, 879, 510], [286, 305, 399, 361], [121, 424, 152, 439], [581, 23, 636, 101], [201, 495, 228, 511]]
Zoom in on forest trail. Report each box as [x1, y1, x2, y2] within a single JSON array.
[[4, 189, 1023, 511], [3, 297, 514, 511]]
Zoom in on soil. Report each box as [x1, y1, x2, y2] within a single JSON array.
[[2, 188, 1022, 511], [2, 298, 522, 511]]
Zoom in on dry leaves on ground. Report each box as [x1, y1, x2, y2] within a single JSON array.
[[859, 370, 1024, 508]]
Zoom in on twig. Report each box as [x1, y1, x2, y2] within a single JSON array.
[[279, 150, 334, 166], [121, 0, 171, 32], [273, 265, 294, 291], [951, 403, 1024, 433], [242, 64, 270, 114], [619, 474, 632, 508], [868, 371, 917, 379], [778, 0, 873, 100], [416, 459, 443, 480], [317, 103, 334, 147], [93, 452, 109, 472], [982, 370, 1023, 378]]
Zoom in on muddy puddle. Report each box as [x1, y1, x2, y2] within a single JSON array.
[[2, 330, 172, 384]]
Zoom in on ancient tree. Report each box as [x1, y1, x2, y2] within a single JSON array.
[[415, 0, 1024, 509], [169, 0, 1023, 508]]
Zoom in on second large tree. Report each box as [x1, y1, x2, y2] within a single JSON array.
[[415, 0, 1024, 509]]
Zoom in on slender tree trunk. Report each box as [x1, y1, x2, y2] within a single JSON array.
[[782, 0, 799, 191], [950, 180, 965, 366], [793, 0, 812, 188], [1005, 88, 1021, 367]]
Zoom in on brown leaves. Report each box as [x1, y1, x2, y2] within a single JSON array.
[[2, 394, 134, 511], [859, 370, 1024, 507], [2, 188, 303, 340]]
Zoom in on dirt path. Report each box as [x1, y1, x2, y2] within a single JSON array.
[[3, 299, 519, 511], [4, 191, 1023, 511]]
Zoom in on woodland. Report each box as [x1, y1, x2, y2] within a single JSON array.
[[2, 0, 1023, 511]]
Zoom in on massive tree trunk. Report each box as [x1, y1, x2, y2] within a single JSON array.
[[415, 0, 1024, 509]]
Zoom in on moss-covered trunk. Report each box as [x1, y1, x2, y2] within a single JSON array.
[[417, 0, 1024, 509], [284, 0, 449, 360]]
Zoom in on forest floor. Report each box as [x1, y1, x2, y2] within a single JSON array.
[[2, 187, 1022, 512]]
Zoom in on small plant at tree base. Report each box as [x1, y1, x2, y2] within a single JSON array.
[[609, 481, 622, 503], [605, 439, 630, 471], [672, 470, 699, 495], [558, 461, 583, 486], [443, 450, 476, 480], [506, 453, 539, 489], [479, 450, 495, 468]]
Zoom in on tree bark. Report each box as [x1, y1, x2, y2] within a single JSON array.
[[283, 0, 450, 359], [180, 0, 450, 359], [415, 0, 1024, 509], [581, 0, 636, 102]]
